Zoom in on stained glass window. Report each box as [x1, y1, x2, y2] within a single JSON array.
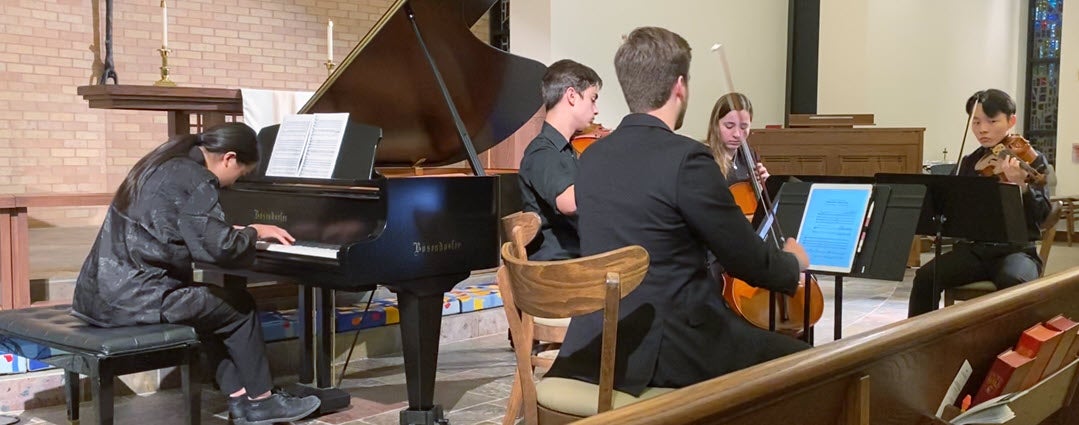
[[1025, 0, 1064, 165]]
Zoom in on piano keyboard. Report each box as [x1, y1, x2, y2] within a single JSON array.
[[256, 240, 340, 260]]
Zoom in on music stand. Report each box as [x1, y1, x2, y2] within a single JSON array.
[[771, 180, 925, 340], [874, 173, 1026, 311]]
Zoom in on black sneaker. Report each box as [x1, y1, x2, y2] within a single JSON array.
[[244, 393, 321, 425], [227, 396, 248, 425]]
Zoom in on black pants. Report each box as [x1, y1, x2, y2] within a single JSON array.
[[908, 241, 1042, 317], [161, 284, 273, 396]]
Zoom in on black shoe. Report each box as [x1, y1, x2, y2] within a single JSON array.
[[227, 396, 248, 425], [244, 393, 321, 425]]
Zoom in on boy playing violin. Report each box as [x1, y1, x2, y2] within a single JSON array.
[[518, 59, 602, 261], [907, 89, 1052, 317]]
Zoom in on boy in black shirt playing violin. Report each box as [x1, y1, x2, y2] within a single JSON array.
[[907, 89, 1052, 317]]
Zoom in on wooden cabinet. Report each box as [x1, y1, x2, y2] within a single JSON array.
[[748, 127, 925, 176]]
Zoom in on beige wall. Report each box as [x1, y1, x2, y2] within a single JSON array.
[[508, 0, 551, 65], [819, 0, 1027, 166], [1057, 1, 1079, 197], [514, 0, 789, 141]]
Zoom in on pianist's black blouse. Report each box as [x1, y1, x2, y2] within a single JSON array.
[[72, 154, 258, 327]]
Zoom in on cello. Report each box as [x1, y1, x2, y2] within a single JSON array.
[[727, 148, 762, 218], [711, 44, 823, 337], [720, 143, 824, 336]]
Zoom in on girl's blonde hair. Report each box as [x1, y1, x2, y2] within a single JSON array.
[[705, 92, 753, 177]]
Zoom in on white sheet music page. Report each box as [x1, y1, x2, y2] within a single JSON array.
[[297, 113, 349, 179], [265, 114, 316, 178]]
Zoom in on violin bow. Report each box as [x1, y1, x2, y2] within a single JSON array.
[[953, 97, 980, 176]]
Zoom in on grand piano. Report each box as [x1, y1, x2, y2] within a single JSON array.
[[202, 1, 545, 424]]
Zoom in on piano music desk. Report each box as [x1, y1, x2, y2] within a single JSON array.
[[0, 193, 112, 310]]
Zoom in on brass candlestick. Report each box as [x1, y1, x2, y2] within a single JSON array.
[[154, 47, 177, 87], [325, 60, 336, 75]]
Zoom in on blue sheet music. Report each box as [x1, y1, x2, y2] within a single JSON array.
[[796, 184, 874, 273]]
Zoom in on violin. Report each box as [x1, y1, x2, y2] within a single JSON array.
[[973, 134, 1047, 187], [570, 122, 612, 155], [711, 44, 823, 337]]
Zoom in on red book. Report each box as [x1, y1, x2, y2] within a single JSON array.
[[973, 349, 1033, 405], [1043, 315, 1079, 376], [1014, 323, 1063, 389]]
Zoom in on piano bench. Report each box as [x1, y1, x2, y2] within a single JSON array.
[[0, 305, 201, 425]]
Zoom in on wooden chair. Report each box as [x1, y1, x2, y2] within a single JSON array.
[[944, 200, 1064, 306], [498, 225, 671, 424], [498, 212, 565, 425], [1053, 196, 1077, 246], [499, 212, 569, 371]]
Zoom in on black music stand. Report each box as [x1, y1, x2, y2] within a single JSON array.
[[874, 173, 1026, 312], [770, 180, 925, 340]]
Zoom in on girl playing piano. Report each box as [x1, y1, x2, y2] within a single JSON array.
[[72, 123, 321, 425]]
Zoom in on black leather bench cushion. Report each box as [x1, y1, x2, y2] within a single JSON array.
[[0, 305, 197, 356]]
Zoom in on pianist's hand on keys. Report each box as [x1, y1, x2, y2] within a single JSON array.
[[247, 224, 295, 245]]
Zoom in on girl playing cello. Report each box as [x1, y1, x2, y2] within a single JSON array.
[[705, 92, 770, 201], [703, 92, 823, 336]]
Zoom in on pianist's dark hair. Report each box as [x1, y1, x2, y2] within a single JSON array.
[[966, 89, 1016, 118], [113, 123, 259, 212], [541, 59, 602, 111]]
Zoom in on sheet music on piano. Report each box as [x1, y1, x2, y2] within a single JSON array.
[[264, 112, 349, 179]]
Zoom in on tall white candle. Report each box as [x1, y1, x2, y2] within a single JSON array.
[[161, 0, 168, 48], [327, 19, 334, 62]]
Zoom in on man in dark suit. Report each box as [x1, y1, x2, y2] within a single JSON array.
[[544, 27, 811, 397]]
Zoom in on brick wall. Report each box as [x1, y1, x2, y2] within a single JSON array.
[[0, 0, 490, 227]]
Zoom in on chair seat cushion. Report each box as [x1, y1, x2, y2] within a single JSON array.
[[535, 377, 674, 417], [0, 305, 197, 356], [534, 316, 571, 327], [954, 281, 997, 292]]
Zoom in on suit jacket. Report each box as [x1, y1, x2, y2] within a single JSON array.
[[545, 114, 804, 396]]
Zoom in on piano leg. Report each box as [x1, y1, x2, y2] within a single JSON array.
[[315, 287, 335, 388], [298, 284, 314, 384], [286, 285, 352, 415], [396, 287, 453, 425]]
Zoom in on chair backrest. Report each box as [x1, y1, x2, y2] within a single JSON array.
[[1038, 200, 1064, 266], [499, 239, 648, 421], [501, 211, 541, 259]]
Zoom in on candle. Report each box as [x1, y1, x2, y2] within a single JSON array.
[[161, 0, 168, 48], [327, 19, 334, 62]]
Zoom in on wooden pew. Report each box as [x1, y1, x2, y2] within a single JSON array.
[[0, 193, 113, 309], [577, 267, 1079, 425]]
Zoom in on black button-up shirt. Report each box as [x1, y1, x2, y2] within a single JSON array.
[[518, 122, 579, 260]]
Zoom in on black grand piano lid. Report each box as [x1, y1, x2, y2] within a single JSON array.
[[300, 0, 546, 168]]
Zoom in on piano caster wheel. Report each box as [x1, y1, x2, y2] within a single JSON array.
[[400, 405, 447, 425]]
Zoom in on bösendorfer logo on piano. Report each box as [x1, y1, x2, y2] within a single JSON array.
[[413, 240, 463, 256], [253, 209, 288, 224]]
